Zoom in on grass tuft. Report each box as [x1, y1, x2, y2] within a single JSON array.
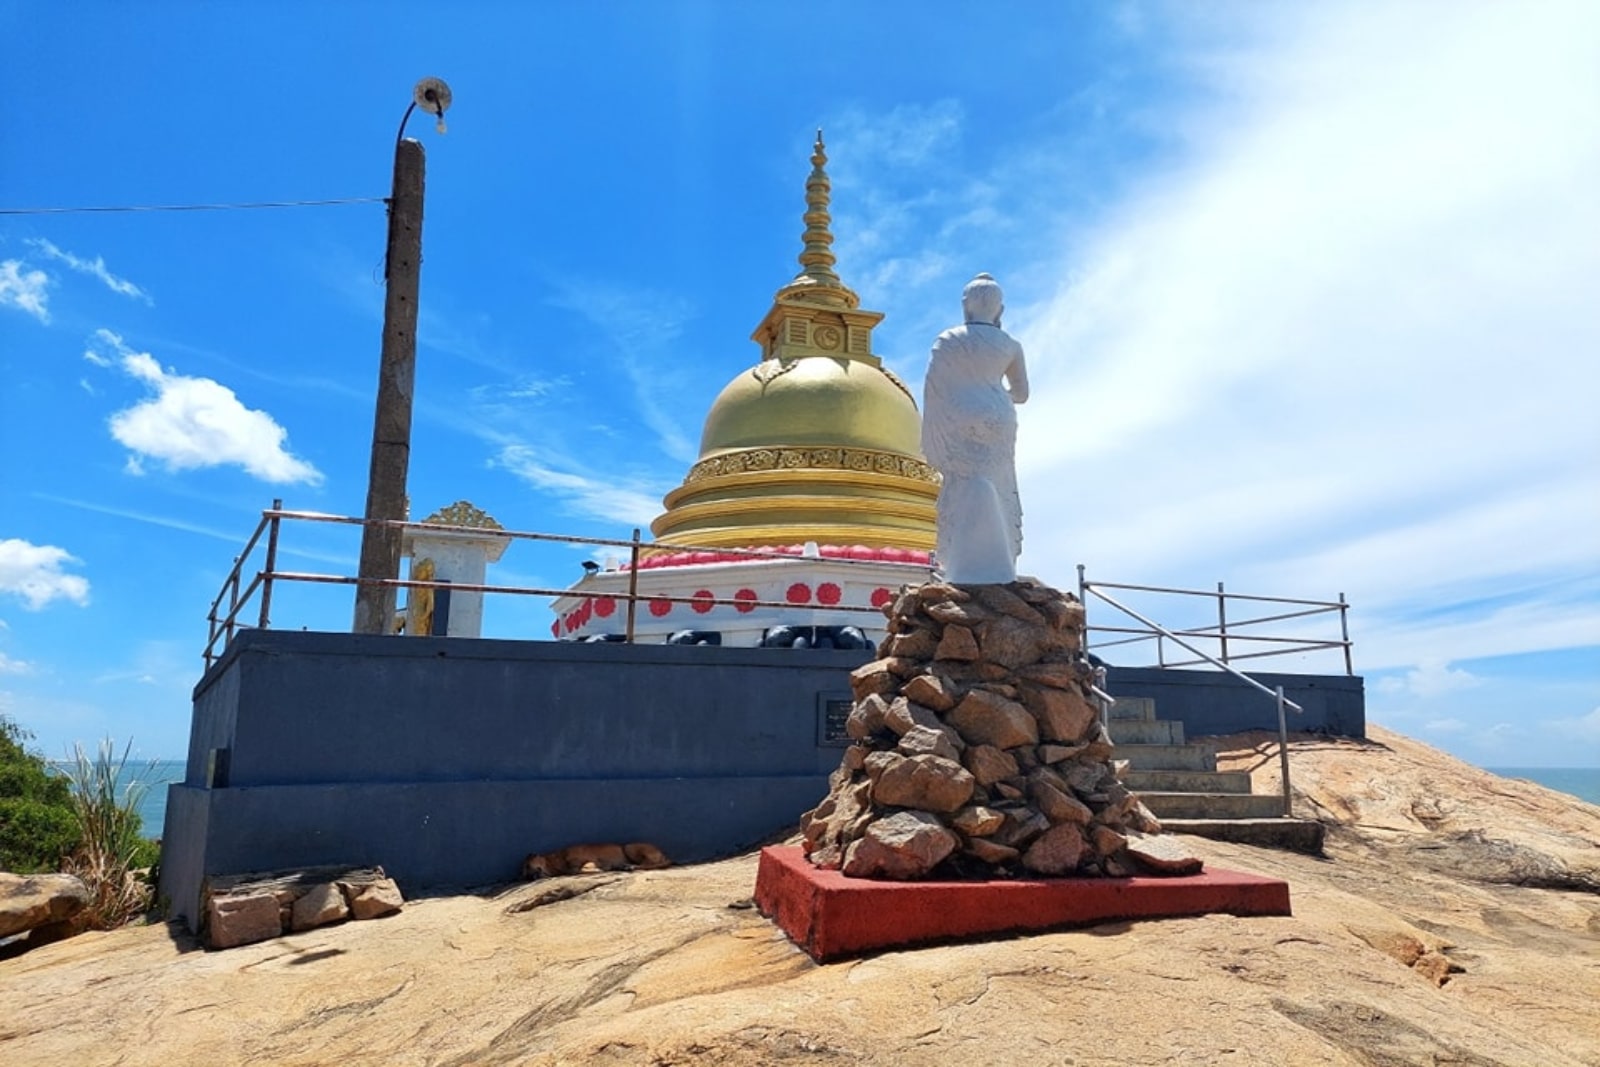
[[61, 738, 160, 929]]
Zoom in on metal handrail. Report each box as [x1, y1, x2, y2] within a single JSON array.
[[202, 504, 937, 669], [1082, 583, 1303, 818], [1077, 565, 1353, 676]]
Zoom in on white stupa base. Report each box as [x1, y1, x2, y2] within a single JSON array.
[[548, 545, 935, 648]]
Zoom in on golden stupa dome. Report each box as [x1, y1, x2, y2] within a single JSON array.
[[699, 355, 923, 457], [650, 133, 938, 552]]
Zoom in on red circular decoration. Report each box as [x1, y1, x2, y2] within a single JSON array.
[[870, 586, 893, 608], [817, 582, 842, 606], [550, 621, 560, 637], [786, 582, 812, 604], [594, 596, 616, 619], [733, 588, 758, 614], [691, 589, 715, 614], [648, 598, 672, 617]]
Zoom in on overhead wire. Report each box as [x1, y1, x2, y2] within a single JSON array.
[[0, 197, 385, 215]]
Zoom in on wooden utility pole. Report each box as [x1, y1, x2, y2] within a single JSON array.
[[353, 137, 426, 634]]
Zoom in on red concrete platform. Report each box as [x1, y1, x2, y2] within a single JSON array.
[[754, 845, 1291, 962]]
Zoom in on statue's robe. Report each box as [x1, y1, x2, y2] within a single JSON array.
[[920, 322, 1028, 584]]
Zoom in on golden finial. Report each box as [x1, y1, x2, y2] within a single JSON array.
[[794, 128, 842, 289]]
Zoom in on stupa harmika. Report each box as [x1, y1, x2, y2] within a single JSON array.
[[549, 133, 941, 648]]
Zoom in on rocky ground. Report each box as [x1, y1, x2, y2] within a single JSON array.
[[1, 724, 1596, 1067]]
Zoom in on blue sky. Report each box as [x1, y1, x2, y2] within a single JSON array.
[[2, 2, 1595, 767]]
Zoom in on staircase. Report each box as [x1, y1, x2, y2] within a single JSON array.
[[1109, 696, 1325, 855]]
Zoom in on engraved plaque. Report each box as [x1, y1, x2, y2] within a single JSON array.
[[817, 693, 854, 747]]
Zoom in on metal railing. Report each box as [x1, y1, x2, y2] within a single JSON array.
[[202, 502, 935, 670], [1077, 566, 1353, 676], [1077, 571, 1311, 818]]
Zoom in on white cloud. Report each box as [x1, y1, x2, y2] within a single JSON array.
[[1377, 659, 1483, 700], [0, 651, 32, 675], [494, 445, 666, 527], [995, 3, 1600, 673], [0, 539, 90, 609], [25, 238, 150, 303], [547, 279, 700, 465], [1541, 706, 1600, 745], [82, 327, 120, 367], [99, 333, 323, 485], [0, 259, 51, 322]]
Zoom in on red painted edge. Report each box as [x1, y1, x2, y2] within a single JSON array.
[[753, 845, 1291, 963]]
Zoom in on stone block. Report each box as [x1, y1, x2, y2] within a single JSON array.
[[206, 892, 283, 950], [290, 882, 351, 932], [342, 878, 404, 920]]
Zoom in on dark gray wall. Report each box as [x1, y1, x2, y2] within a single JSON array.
[[1105, 666, 1364, 737], [160, 630, 860, 929]]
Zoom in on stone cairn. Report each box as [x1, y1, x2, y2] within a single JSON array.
[[802, 578, 1198, 880]]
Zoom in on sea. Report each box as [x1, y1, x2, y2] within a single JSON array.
[[1483, 767, 1600, 807], [48, 759, 190, 839], [98, 761, 1599, 838], [133, 760, 189, 837]]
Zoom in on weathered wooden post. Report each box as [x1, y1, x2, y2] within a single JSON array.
[[353, 79, 451, 634]]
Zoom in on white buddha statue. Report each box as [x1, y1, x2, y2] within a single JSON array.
[[920, 273, 1030, 584]]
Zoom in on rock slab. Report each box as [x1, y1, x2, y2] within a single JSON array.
[[0, 872, 90, 940]]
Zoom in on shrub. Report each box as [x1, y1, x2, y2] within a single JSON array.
[[0, 715, 80, 873]]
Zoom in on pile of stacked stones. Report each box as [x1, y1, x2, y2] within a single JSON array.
[[802, 579, 1194, 880]]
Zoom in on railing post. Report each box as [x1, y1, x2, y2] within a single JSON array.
[[1094, 665, 1109, 731], [258, 499, 283, 629], [1276, 685, 1293, 817], [624, 527, 641, 644], [1076, 563, 1089, 658], [225, 569, 238, 647], [1216, 580, 1229, 666], [1339, 593, 1353, 676]]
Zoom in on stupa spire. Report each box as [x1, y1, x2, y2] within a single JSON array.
[[795, 130, 842, 289]]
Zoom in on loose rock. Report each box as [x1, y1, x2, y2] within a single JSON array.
[[935, 625, 981, 662], [842, 812, 959, 880], [872, 754, 975, 813], [947, 689, 1037, 750], [897, 724, 962, 762], [1022, 823, 1088, 876]]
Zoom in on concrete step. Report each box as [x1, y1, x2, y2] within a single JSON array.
[[1160, 818, 1326, 856], [1107, 719, 1185, 745], [1138, 792, 1288, 820], [1123, 769, 1254, 794], [1106, 695, 1156, 722], [1114, 743, 1217, 772]]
